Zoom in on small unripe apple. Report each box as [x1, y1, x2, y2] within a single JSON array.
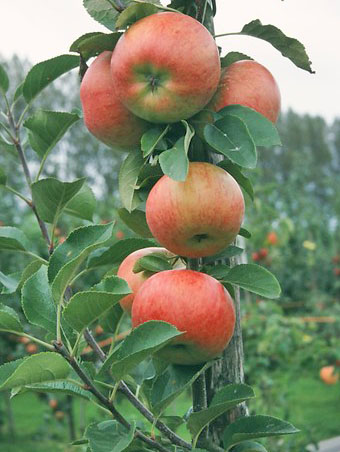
[[111, 12, 220, 123], [211, 60, 281, 123], [55, 410, 65, 420], [49, 399, 58, 409], [146, 162, 245, 258], [132, 269, 235, 365], [80, 51, 149, 150], [26, 343, 38, 354], [117, 247, 183, 314]]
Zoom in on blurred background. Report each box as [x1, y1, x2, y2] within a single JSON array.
[[0, 1, 339, 451]]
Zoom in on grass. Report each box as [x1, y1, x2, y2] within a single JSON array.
[[0, 375, 339, 451]]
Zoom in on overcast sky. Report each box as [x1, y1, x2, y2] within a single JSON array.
[[0, 0, 339, 122]]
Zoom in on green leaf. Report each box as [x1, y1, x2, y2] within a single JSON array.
[[99, 303, 123, 334], [221, 52, 253, 68], [187, 384, 255, 441], [26, 380, 94, 401], [218, 105, 281, 147], [231, 441, 268, 452], [240, 20, 314, 73], [48, 223, 114, 302], [64, 185, 96, 221], [85, 420, 136, 452], [21, 266, 56, 335], [239, 227, 251, 239], [102, 321, 183, 380], [0, 167, 7, 186], [159, 137, 189, 181], [24, 110, 80, 160], [23, 55, 80, 103], [0, 303, 23, 333], [141, 126, 169, 158], [116, 3, 159, 29], [181, 120, 195, 153], [119, 151, 144, 212], [204, 116, 257, 169], [204, 245, 244, 264], [218, 160, 254, 201], [87, 237, 156, 269], [31, 177, 85, 224], [222, 264, 281, 299], [17, 260, 44, 291], [223, 415, 300, 450], [0, 271, 20, 294], [63, 276, 131, 332], [0, 136, 16, 156], [13, 82, 24, 102], [0, 353, 70, 391], [151, 362, 211, 415], [0, 226, 30, 251], [133, 254, 172, 273], [118, 208, 153, 238], [0, 64, 9, 93], [70, 32, 122, 60], [83, 0, 120, 31], [204, 264, 230, 280]]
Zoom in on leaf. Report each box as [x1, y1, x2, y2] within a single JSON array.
[[151, 362, 211, 415], [0, 353, 70, 391], [0, 226, 30, 251], [101, 321, 183, 380], [87, 237, 156, 269], [204, 264, 230, 280], [181, 120, 195, 153], [119, 151, 144, 212], [187, 384, 255, 441], [159, 137, 189, 181], [239, 227, 251, 239], [31, 177, 85, 224], [23, 55, 80, 102], [0, 136, 16, 156], [218, 105, 281, 147], [231, 441, 268, 452], [48, 223, 114, 302], [204, 245, 244, 264], [64, 185, 96, 221], [204, 116, 257, 169], [85, 420, 136, 452], [0, 64, 9, 93], [0, 167, 6, 186], [218, 160, 254, 200], [118, 208, 153, 238], [116, 3, 159, 29], [222, 264, 281, 299], [0, 303, 23, 333], [0, 271, 20, 294], [83, 0, 120, 31], [63, 276, 131, 332], [17, 260, 44, 291], [223, 415, 300, 450], [21, 266, 56, 335], [13, 82, 24, 102], [26, 380, 94, 401], [141, 126, 169, 158], [70, 32, 122, 60], [240, 20, 314, 73], [99, 303, 123, 334], [133, 254, 172, 273], [221, 52, 253, 68], [24, 110, 80, 160]]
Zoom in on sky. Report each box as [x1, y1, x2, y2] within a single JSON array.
[[0, 0, 339, 122]]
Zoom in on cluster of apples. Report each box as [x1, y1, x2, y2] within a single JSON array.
[[80, 11, 281, 365]]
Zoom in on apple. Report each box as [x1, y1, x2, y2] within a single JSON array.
[[210, 60, 281, 123], [145, 162, 245, 258], [132, 269, 235, 365], [117, 247, 183, 314], [80, 51, 149, 150], [110, 12, 221, 123], [320, 366, 339, 385], [252, 252, 260, 262], [267, 231, 278, 245], [259, 248, 269, 259]]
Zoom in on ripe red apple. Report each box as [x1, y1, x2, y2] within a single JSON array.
[[252, 252, 260, 262], [110, 12, 221, 123], [132, 269, 235, 365], [80, 51, 149, 150], [210, 60, 281, 123], [267, 231, 278, 245], [259, 248, 269, 259], [117, 247, 183, 314], [145, 162, 245, 258]]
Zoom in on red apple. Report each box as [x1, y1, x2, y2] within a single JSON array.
[[117, 247, 183, 314], [211, 60, 281, 123], [132, 269, 235, 365], [320, 366, 339, 385], [267, 231, 278, 245], [259, 248, 269, 259], [80, 51, 149, 150], [145, 162, 245, 258], [252, 252, 260, 262], [110, 12, 220, 123]]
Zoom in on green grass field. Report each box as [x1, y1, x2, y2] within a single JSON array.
[[0, 375, 339, 451]]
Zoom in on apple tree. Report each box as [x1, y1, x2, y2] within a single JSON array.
[[0, 0, 314, 450]]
